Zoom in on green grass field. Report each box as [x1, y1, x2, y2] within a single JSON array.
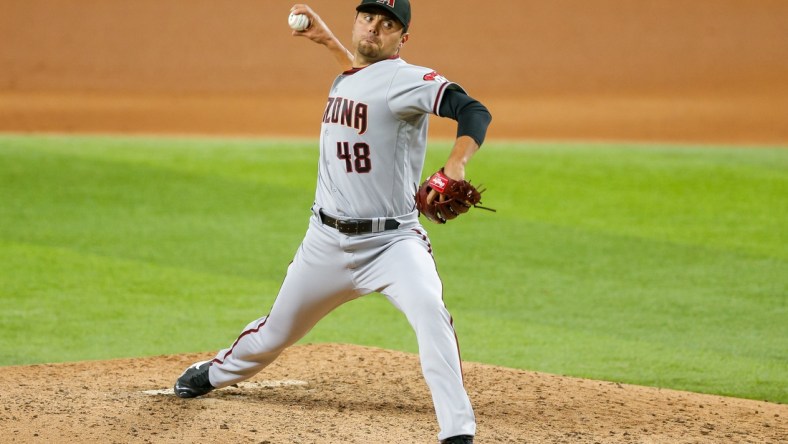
[[1, 134, 785, 404]]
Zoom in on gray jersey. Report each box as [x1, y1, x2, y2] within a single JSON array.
[[315, 57, 463, 219]]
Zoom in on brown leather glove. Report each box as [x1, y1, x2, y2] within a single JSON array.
[[415, 169, 494, 224]]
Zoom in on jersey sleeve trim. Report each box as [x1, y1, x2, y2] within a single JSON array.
[[432, 83, 450, 115], [433, 82, 465, 116]]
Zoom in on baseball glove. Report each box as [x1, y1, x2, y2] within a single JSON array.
[[415, 168, 495, 224]]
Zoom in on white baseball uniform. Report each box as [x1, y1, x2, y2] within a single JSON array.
[[207, 57, 476, 440]]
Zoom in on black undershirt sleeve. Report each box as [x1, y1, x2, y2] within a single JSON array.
[[438, 87, 493, 147]]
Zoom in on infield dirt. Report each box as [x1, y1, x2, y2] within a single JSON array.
[[1, 0, 787, 144], [0, 344, 785, 443]]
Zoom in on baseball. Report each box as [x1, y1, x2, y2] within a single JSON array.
[[288, 13, 310, 32]]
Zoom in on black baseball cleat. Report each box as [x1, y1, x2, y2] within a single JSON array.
[[173, 360, 215, 398], [441, 435, 474, 444]]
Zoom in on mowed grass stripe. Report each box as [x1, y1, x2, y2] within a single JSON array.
[[0, 134, 785, 403], [0, 240, 277, 365], [1, 136, 311, 280]]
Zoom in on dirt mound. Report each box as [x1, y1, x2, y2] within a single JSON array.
[[0, 343, 784, 443]]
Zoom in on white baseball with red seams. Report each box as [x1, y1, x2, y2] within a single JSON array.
[[288, 12, 310, 31], [204, 56, 476, 440]]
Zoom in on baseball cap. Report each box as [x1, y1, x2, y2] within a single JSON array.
[[356, 0, 411, 32]]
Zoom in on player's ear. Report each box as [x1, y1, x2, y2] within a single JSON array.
[[399, 33, 409, 48]]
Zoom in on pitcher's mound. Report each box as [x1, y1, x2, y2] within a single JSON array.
[[0, 343, 784, 443]]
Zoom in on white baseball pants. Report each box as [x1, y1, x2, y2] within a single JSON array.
[[207, 210, 476, 440]]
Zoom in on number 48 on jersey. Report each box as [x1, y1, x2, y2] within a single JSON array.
[[337, 141, 372, 173]]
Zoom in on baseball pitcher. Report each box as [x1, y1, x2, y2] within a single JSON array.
[[174, 2, 492, 443]]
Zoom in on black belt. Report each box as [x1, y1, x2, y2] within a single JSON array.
[[319, 210, 400, 235]]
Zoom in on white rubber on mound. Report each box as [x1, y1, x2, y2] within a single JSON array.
[[141, 379, 309, 395]]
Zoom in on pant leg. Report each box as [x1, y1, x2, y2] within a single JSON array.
[[356, 230, 476, 440], [209, 218, 357, 388]]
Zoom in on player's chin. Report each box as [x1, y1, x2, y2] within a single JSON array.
[[358, 42, 383, 59]]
